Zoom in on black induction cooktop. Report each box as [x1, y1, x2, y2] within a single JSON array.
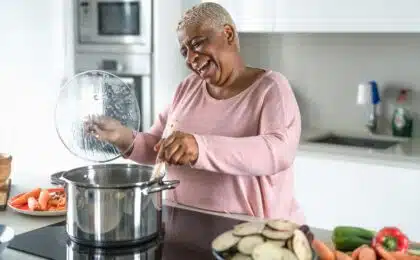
[[8, 205, 242, 260]]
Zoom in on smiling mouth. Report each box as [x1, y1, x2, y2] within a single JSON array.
[[197, 61, 210, 74]]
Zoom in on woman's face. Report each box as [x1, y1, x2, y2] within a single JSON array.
[[177, 23, 236, 86]]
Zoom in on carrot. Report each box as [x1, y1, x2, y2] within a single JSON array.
[[38, 190, 50, 211], [388, 251, 420, 260], [312, 239, 335, 260], [405, 254, 420, 260], [358, 246, 377, 260], [374, 246, 397, 260], [352, 245, 368, 259], [10, 188, 41, 206], [336, 250, 353, 260]]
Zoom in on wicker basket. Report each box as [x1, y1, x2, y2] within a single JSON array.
[[0, 153, 12, 183]]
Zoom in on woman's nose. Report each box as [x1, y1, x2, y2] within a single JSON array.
[[186, 49, 199, 64]]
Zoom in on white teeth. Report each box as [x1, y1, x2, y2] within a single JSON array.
[[198, 61, 209, 72]]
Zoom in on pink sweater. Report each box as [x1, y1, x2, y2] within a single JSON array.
[[128, 70, 305, 224]]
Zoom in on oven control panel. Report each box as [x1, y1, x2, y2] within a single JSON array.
[[75, 52, 151, 76]]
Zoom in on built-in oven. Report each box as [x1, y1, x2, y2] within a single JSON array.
[[75, 0, 152, 54]]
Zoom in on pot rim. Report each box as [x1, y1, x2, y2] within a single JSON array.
[[60, 163, 162, 189]]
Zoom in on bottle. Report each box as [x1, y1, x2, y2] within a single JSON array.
[[391, 89, 413, 137]]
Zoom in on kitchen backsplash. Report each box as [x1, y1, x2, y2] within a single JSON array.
[[239, 33, 420, 137]]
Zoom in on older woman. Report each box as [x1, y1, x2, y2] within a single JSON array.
[[90, 2, 304, 224]]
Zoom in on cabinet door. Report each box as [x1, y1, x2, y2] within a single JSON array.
[[201, 0, 276, 32], [294, 153, 420, 241], [275, 0, 420, 32]]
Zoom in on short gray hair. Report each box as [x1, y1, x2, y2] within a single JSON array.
[[177, 2, 240, 49]]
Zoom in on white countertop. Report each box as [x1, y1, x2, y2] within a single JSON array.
[[299, 128, 420, 170]]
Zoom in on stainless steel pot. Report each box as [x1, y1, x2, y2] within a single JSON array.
[[58, 163, 179, 247]]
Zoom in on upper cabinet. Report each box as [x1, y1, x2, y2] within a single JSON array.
[[274, 0, 420, 32], [201, 0, 276, 32], [202, 0, 420, 33]]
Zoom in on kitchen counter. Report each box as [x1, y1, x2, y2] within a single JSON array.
[[0, 183, 333, 260], [299, 128, 420, 170]]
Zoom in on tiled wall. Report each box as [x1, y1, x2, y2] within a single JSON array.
[[239, 33, 420, 137]]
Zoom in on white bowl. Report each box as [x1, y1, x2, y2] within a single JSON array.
[[0, 225, 15, 255]]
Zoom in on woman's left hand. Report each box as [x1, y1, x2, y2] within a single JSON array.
[[153, 131, 199, 166]]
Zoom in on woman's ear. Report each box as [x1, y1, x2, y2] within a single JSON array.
[[223, 24, 235, 45]]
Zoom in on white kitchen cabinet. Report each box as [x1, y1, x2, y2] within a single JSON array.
[[293, 153, 420, 241], [275, 0, 420, 32], [203, 0, 420, 33], [201, 0, 276, 32]]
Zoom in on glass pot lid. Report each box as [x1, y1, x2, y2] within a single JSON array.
[[55, 70, 141, 162]]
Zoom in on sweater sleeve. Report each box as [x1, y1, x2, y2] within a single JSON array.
[[191, 79, 301, 176], [126, 76, 191, 164], [126, 105, 169, 165]]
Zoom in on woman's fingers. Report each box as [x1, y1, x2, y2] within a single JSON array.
[[170, 147, 186, 165], [91, 125, 107, 140], [159, 141, 191, 165], [156, 142, 166, 163], [158, 132, 180, 160], [177, 154, 191, 165], [163, 142, 181, 163], [154, 139, 163, 152], [155, 131, 197, 165], [162, 133, 177, 148], [84, 115, 116, 135]]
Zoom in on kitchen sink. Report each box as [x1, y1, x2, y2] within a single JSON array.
[[308, 134, 400, 150]]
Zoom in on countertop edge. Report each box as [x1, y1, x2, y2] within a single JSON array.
[[298, 144, 420, 169], [299, 129, 420, 171]]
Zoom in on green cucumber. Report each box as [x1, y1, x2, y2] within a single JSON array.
[[332, 235, 372, 252], [332, 226, 376, 252], [333, 226, 375, 240]]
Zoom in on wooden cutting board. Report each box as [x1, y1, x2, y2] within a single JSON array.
[[0, 178, 11, 210]]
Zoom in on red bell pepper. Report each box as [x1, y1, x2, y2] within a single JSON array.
[[371, 227, 409, 253]]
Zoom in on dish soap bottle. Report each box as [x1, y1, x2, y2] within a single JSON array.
[[391, 89, 413, 137]]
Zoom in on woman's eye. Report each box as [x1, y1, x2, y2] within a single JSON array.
[[192, 41, 203, 49]]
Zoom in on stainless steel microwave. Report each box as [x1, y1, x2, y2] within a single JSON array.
[[77, 0, 151, 50]]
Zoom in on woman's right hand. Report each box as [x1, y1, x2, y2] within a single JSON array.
[[84, 116, 135, 153]]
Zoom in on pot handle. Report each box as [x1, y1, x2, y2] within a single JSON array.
[[51, 171, 66, 186], [143, 180, 180, 195]]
